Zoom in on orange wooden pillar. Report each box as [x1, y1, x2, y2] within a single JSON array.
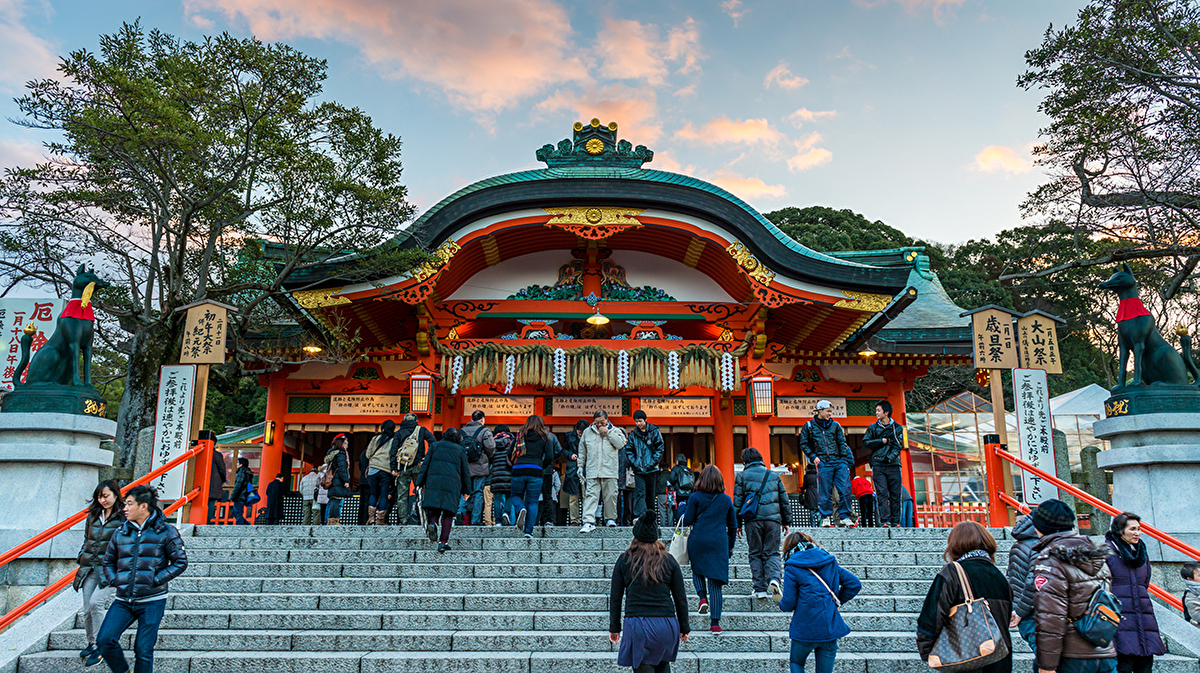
[[713, 392, 735, 496], [258, 372, 287, 504]]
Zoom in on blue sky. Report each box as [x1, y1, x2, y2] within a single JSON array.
[[0, 0, 1083, 244]]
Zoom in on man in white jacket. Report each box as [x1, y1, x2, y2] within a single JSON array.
[[298, 467, 320, 526], [578, 410, 627, 532]]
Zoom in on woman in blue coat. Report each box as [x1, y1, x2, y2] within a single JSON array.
[[681, 465, 737, 634], [778, 531, 861, 673]]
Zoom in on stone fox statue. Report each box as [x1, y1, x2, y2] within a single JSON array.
[[15, 264, 110, 387], [1100, 263, 1199, 388]]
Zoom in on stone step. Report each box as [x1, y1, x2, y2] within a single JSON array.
[[20, 649, 1200, 673], [193, 525, 1010, 541]]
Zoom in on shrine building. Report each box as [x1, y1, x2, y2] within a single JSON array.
[[246, 120, 973, 498]]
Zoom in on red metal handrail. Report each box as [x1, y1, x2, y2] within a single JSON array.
[[994, 462, 1188, 613], [993, 446, 1200, 562]]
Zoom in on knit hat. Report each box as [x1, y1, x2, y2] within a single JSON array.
[[1032, 499, 1076, 535], [633, 512, 658, 543], [633, 409, 648, 421]]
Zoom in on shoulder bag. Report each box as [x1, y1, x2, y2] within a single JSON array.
[[926, 562, 1009, 672]]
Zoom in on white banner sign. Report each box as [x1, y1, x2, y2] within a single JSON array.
[[152, 365, 197, 501], [639, 396, 711, 418], [330, 395, 405, 415], [1013, 367, 1060, 504], [462, 395, 535, 417], [551, 396, 623, 417], [776, 397, 847, 418], [0, 298, 65, 389]]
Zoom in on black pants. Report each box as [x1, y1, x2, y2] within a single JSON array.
[[620, 489, 636, 525], [537, 475, 555, 525], [634, 472, 658, 519], [857, 494, 876, 527], [633, 663, 670, 673], [1117, 654, 1153, 673], [872, 463, 903, 525]]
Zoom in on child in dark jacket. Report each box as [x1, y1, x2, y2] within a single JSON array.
[[778, 531, 861, 673]]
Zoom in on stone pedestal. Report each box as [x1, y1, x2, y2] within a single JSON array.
[[0, 413, 115, 560], [1094, 412, 1200, 562]]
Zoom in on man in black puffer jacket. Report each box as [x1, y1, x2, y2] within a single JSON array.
[[799, 400, 854, 527], [97, 485, 188, 673], [863, 400, 904, 527], [1008, 512, 1042, 660]]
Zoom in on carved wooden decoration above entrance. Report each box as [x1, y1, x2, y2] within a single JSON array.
[[543, 206, 645, 240]]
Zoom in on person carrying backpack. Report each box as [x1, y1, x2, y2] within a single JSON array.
[[322, 434, 352, 525], [1032, 500, 1117, 673], [457, 411, 495, 526], [733, 447, 790, 602], [666, 455, 694, 523], [391, 413, 435, 525], [363, 419, 397, 525], [799, 400, 855, 528], [489, 425, 515, 526], [779, 530, 861, 673]]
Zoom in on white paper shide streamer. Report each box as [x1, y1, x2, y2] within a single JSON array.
[[553, 348, 567, 387], [503, 354, 516, 394], [617, 350, 630, 389], [667, 351, 680, 389], [721, 352, 737, 391], [450, 355, 464, 395]]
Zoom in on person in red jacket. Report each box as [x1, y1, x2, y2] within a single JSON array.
[[851, 475, 876, 528]]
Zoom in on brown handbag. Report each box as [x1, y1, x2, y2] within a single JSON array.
[[926, 562, 1009, 672]]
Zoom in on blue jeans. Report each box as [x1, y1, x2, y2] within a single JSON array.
[[817, 460, 852, 520], [492, 492, 509, 524], [1057, 658, 1118, 673], [790, 639, 838, 673], [232, 500, 250, 525], [693, 574, 724, 621], [457, 476, 486, 523], [326, 498, 342, 522], [96, 598, 166, 673], [1018, 619, 1037, 673], [510, 475, 544, 534], [368, 470, 391, 512]]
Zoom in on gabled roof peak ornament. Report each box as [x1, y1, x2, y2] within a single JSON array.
[[536, 119, 654, 169]]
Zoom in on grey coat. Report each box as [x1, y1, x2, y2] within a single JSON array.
[[1006, 514, 1040, 619], [733, 461, 790, 526]]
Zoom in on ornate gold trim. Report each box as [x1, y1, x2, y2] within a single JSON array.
[[292, 287, 350, 309], [726, 241, 776, 285], [543, 206, 645, 227], [683, 238, 706, 268], [833, 290, 892, 313], [411, 240, 462, 282]]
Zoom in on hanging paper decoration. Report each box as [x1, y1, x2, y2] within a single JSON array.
[[504, 354, 516, 394], [667, 351, 680, 389], [553, 348, 567, 387], [450, 355, 464, 395], [721, 352, 737, 391], [617, 350, 630, 389]]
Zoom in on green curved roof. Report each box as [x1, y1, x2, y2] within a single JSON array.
[[406, 165, 871, 270]]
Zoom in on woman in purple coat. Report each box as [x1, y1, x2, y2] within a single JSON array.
[[1105, 512, 1165, 673]]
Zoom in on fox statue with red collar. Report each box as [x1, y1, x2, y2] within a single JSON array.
[[14, 264, 110, 388], [1100, 262, 1199, 389]]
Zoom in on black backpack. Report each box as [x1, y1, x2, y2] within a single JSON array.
[[462, 427, 486, 463], [676, 468, 695, 493]]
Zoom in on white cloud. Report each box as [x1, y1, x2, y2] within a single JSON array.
[[763, 60, 808, 90], [0, 138, 47, 172], [787, 108, 837, 128], [595, 17, 703, 86], [720, 0, 749, 27], [673, 83, 697, 98], [674, 116, 786, 146], [0, 0, 58, 92], [787, 133, 832, 172], [969, 144, 1035, 175]]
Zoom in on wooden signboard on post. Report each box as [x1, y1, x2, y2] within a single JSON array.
[[1016, 310, 1064, 374], [963, 305, 1022, 526]]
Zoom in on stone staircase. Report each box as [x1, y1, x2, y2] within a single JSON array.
[[18, 525, 1200, 672]]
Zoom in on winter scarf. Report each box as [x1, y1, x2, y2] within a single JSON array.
[[1106, 531, 1148, 569]]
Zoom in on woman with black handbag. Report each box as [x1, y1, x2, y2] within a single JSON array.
[[917, 521, 1013, 673]]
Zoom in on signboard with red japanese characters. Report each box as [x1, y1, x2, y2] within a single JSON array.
[[971, 308, 1018, 370], [1017, 314, 1062, 374], [152, 365, 197, 500], [0, 298, 65, 389]]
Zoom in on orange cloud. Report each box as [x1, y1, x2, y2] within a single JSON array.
[[535, 85, 662, 144], [970, 144, 1034, 175], [674, 116, 786, 146], [763, 61, 808, 90], [720, 0, 749, 27], [595, 17, 703, 86], [183, 0, 591, 114], [0, 0, 59, 92], [705, 169, 787, 200], [787, 133, 832, 172], [673, 83, 697, 98], [787, 108, 837, 127]]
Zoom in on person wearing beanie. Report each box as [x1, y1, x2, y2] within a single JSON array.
[[610, 512, 690, 672], [627, 409, 666, 522], [1032, 499, 1118, 673], [392, 412, 436, 525], [666, 455, 695, 525]]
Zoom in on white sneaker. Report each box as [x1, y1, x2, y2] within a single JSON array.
[[516, 509, 527, 531], [769, 580, 783, 603], [523, 533, 533, 539], [580, 523, 596, 533], [493, 523, 502, 527], [502, 513, 511, 526], [545, 522, 555, 528], [840, 518, 858, 528], [605, 519, 617, 528], [751, 591, 768, 600], [820, 517, 833, 528]]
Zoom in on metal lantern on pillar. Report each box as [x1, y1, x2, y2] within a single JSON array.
[[750, 376, 774, 416], [410, 374, 433, 414]]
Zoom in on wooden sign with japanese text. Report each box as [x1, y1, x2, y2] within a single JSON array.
[[1013, 368, 1060, 504], [152, 365, 197, 500], [1017, 314, 1062, 374], [551, 396, 623, 417], [776, 397, 848, 418], [462, 395, 535, 417], [0, 298, 64, 388], [971, 309, 1018, 370], [330, 395, 405, 415], [639, 397, 711, 418], [180, 303, 227, 364]]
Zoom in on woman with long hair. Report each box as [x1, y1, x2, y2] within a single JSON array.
[[917, 521, 1013, 673], [417, 427, 472, 553], [74, 480, 125, 667], [1106, 512, 1165, 673], [509, 414, 561, 538], [610, 512, 690, 673], [778, 531, 861, 673], [681, 465, 737, 634], [323, 433, 352, 525]]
